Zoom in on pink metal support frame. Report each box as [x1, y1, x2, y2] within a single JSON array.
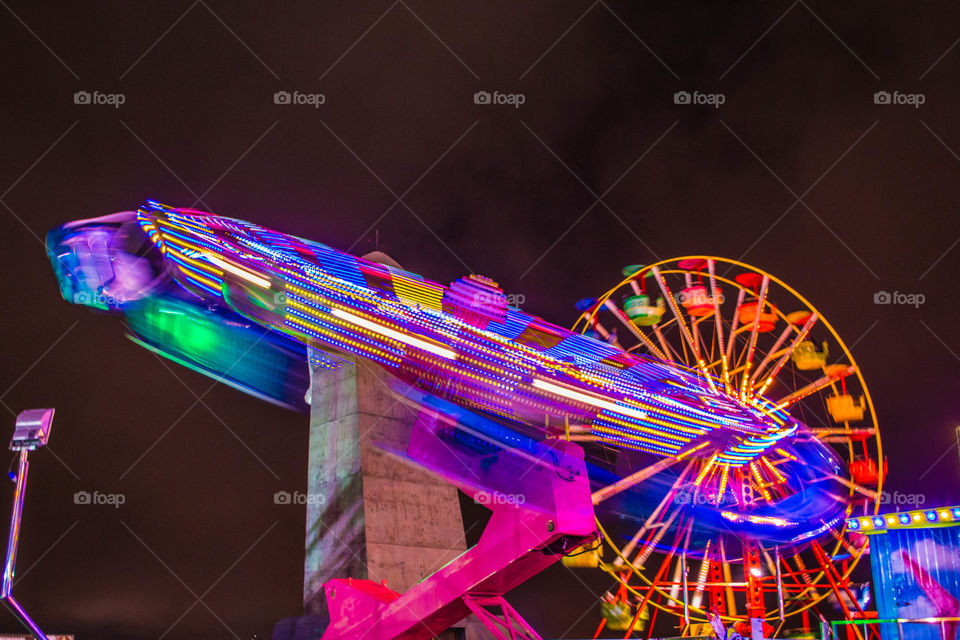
[[462, 594, 544, 640], [319, 407, 596, 640]]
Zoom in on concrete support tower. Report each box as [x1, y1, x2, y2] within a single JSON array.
[[302, 350, 472, 636]]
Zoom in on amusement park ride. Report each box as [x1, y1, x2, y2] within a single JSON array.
[[43, 202, 888, 639]]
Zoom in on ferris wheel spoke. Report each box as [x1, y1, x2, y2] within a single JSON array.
[[747, 461, 774, 502], [811, 542, 874, 640], [752, 312, 819, 399], [613, 462, 695, 569], [772, 546, 791, 619], [827, 472, 880, 500], [724, 288, 747, 367], [677, 326, 692, 365], [811, 427, 875, 443], [689, 540, 713, 610], [739, 275, 769, 400], [719, 538, 736, 617], [693, 316, 715, 361], [652, 265, 699, 360], [692, 320, 702, 360], [594, 445, 707, 505], [726, 360, 754, 378], [760, 546, 779, 580], [590, 315, 623, 348], [624, 521, 689, 622], [824, 523, 861, 556], [602, 298, 669, 361], [705, 316, 719, 363], [715, 462, 731, 503], [668, 524, 695, 606], [631, 507, 685, 571], [748, 324, 796, 387], [651, 324, 679, 361], [773, 365, 855, 409], [592, 453, 683, 504], [652, 266, 717, 391], [779, 551, 817, 605], [692, 453, 719, 492], [653, 315, 679, 332], [706, 258, 733, 393]]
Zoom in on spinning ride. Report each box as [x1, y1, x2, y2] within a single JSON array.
[[46, 206, 886, 638]]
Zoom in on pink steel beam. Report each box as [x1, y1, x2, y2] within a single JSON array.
[[463, 594, 544, 640], [319, 410, 595, 640]]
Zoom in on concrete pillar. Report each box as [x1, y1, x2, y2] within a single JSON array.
[[302, 350, 469, 618]]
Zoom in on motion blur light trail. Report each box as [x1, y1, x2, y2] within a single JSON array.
[[46, 201, 885, 626]]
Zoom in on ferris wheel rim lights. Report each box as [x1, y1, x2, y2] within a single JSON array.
[[570, 254, 887, 625]]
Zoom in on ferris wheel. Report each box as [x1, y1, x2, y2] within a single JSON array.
[[565, 257, 885, 638]]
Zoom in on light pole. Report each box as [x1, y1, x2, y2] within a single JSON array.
[[2, 408, 55, 640]]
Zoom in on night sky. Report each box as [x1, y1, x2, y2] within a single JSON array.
[[2, 2, 960, 638]]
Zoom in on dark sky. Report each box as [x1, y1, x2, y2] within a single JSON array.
[[1, 2, 960, 638]]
